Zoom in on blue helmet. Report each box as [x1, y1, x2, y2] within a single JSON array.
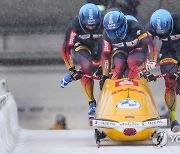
[[125, 15, 138, 22], [150, 9, 173, 36], [103, 11, 127, 40], [78, 3, 101, 31]]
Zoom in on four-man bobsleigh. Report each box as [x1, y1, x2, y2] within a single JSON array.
[[89, 77, 168, 147]]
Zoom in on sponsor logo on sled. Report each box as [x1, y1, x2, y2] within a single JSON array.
[[116, 99, 141, 109]]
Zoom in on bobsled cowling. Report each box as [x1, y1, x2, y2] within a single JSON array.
[[92, 78, 168, 141]]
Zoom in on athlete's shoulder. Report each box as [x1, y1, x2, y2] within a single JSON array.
[[127, 20, 145, 36], [172, 13, 180, 19], [172, 13, 180, 33], [66, 17, 81, 32], [145, 22, 156, 36], [63, 17, 80, 43], [129, 20, 144, 29], [102, 30, 111, 42], [172, 13, 180, 24]]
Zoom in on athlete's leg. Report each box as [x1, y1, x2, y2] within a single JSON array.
[[176, 66, 180, 95], [111, 51, 127, 80], [127, 49, 147, 79], [74, 48, 96, 102], [160, 62, 177, 118], [160, 60, 179, 132], [176, 79, 180, 95]]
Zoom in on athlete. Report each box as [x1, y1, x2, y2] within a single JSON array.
[[100, 10, 157, 90], [146, 9, 180, 132], [61, 3, 103, 116], [51, 114, 66, 130]]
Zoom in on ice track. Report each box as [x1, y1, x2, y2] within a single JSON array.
[[0, 79, 180, 154]]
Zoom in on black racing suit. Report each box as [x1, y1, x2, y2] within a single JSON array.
[[101, 19, 153, 80], [61, 16, 104, 102], [146, 13, 180, 113]]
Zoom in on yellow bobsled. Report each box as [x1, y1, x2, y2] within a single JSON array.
[[90, 78, 168, 146]]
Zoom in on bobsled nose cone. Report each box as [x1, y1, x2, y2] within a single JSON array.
[[123, 128, 137, 136]]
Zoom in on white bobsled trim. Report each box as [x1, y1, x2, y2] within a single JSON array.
[[92, 119, 168, 129]]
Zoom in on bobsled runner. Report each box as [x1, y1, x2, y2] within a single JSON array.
[[89, 76, 169, 147]]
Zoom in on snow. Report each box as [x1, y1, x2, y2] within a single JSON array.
[[11, 129, 180, 154]]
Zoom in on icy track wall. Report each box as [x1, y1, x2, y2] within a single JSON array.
[[0, 79, 20, 154]]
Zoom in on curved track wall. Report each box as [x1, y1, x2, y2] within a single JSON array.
[[0, 80, 20, 154]]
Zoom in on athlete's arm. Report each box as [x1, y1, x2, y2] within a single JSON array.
[[147, 34, 158, 64], [146, 23, 159, 63], [61, 20, 78, 70], [101, 35, 112, 76]]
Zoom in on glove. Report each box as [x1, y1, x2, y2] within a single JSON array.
[[99, 75, 109, 90], [95, 66, 102, 78], [169, 70, 180, 80], [69, 67, 82, 81], [145, 61, 156, 71], [142, 71, 156, 82]]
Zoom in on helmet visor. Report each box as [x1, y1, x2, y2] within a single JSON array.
[[106, 23, 127, 40]]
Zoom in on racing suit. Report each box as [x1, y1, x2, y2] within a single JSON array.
[[62, 16, 103, 102], [146, 13, 180, 122], [101, 19, 155, 80]]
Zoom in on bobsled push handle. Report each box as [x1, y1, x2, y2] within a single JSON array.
[[83, 74, 101, 80], [154, 73, 167, 79]]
